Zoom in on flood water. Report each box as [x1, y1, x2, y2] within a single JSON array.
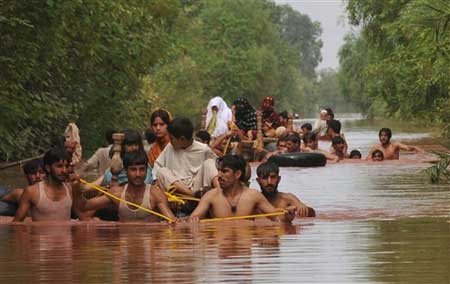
[[0, 116, 448, 283]]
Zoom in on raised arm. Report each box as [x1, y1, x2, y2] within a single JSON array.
[[396, 142, 423, 153], [12, 187, 33, 222]]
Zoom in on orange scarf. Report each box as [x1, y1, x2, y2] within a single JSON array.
[[148, 134, 170, 167]]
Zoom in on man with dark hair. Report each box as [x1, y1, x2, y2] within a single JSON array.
[[189, 155, 296, 222], [75, 150, 176, 222], [330, 136, 348, 160], [256, 162, 314, 218], [302, 133, 339, 162], [13, 147, 80, 222], [153, 117, 219, 197], [80, 129, 117, 176], [349, 150, 362, 159], [371, 149, 384, 161], [367, 128, 423, 160], [285, 133, 302, 153], [300, 123, 312, 137], [1, 159, 46, 213]]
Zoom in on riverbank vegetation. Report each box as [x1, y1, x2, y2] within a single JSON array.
[[0, 0, 323, 161], [338, 0, 450, 138]]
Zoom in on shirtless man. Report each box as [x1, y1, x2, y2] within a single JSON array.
[[303, 132, 338, 162], [256, 162, 315, 218], [367, 128, 423, 160], [75, 150, 176, 222], [189, 155, 296, 222], [13, 147, 80, 222], [330, 136, 349, 160]]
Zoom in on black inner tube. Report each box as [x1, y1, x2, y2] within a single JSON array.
[[268, 152, 327, 167]]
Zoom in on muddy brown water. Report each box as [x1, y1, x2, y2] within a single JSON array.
[[0, 116, 448, 283]]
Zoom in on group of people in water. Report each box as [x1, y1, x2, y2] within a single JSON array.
[[0, 96, 423, 224]]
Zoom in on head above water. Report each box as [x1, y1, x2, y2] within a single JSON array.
[[325, 108, 334, 120], [256, 162, 281, 198], [349, 149, 362, 159], [217, 154, 248, 183], [43, 147, 71, 183], [285, 133, 301, 153], [327, 120, 341, 136], [378, 128, 392, 144], [122, 150, 148, 186], [22, 159, 45, 185], [372, 149, 384, 161], [305, 132, 318, 149]]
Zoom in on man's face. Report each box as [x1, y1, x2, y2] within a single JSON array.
[[379, 131, 390, 145], [124, 143, 140, 152], [257, 172, 280, 197], [126, 164, 147, 186], [301, 127, 311, 136], [306, 139, 317, 150], [151, 117, 168, 139], [333, 142, 345, 153], [286, 140, 299, 153], [26, 168, 46, 185], [218, 166, 240, 190], [277, 141, 287, 152], [47, 160, 69, 183]]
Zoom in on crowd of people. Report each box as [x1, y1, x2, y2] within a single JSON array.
[[1, 96, 424, 224]]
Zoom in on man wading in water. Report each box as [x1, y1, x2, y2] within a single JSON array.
[[13, 147, 80, 222], [74, 150, 176, 222], [189, 154, 296, 222], [367, 128, 423, 160], [256, 162, 315, 219]]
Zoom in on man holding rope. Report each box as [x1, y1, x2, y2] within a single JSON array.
[[189, 154, 296, 223], [74, 150, 176, 222]]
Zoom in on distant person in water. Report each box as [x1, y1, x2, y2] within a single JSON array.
[[189, 155, 296, 222], [1, 159, 46, 205], [256, 162, 315, 218], [367, 128, 423, 160], [371, 149, 384, 161], [13, 147, 81, 222], [330, 136, 349, 160], [285, 133, 302, 153], [349, 150, 362, 159], [74, 150, 176, 222], [303, 132, 339, 162]]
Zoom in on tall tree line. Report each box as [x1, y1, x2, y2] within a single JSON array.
[[338, 0, 450, 137], [0, 0, 322, 161]]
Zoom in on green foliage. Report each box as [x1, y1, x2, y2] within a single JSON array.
[[339, 0, 450, 136], [423, 151, 450, 184], [0, 0, 323, 161]]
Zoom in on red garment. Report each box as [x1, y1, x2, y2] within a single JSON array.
[[260, 96, 280, 128], [148, 134, 170, 167]]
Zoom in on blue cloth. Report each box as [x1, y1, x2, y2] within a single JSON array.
[[102, 166, 153, 186]]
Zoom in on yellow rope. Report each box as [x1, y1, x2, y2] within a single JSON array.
[[165, 192, 186, 204], [223, 136, 232, 156], [79, 179, 175, 223], [200, 210, 286, 223]]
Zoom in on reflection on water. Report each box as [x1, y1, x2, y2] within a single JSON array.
[[0, 116, 449, 283]]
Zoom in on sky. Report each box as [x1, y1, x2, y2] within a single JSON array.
[[274, 0, 353, 70]]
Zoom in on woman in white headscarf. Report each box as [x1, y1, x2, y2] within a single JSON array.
[[205, 96, 232, 138]]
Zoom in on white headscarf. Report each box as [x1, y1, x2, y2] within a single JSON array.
[[206, 96, 232, 138]]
